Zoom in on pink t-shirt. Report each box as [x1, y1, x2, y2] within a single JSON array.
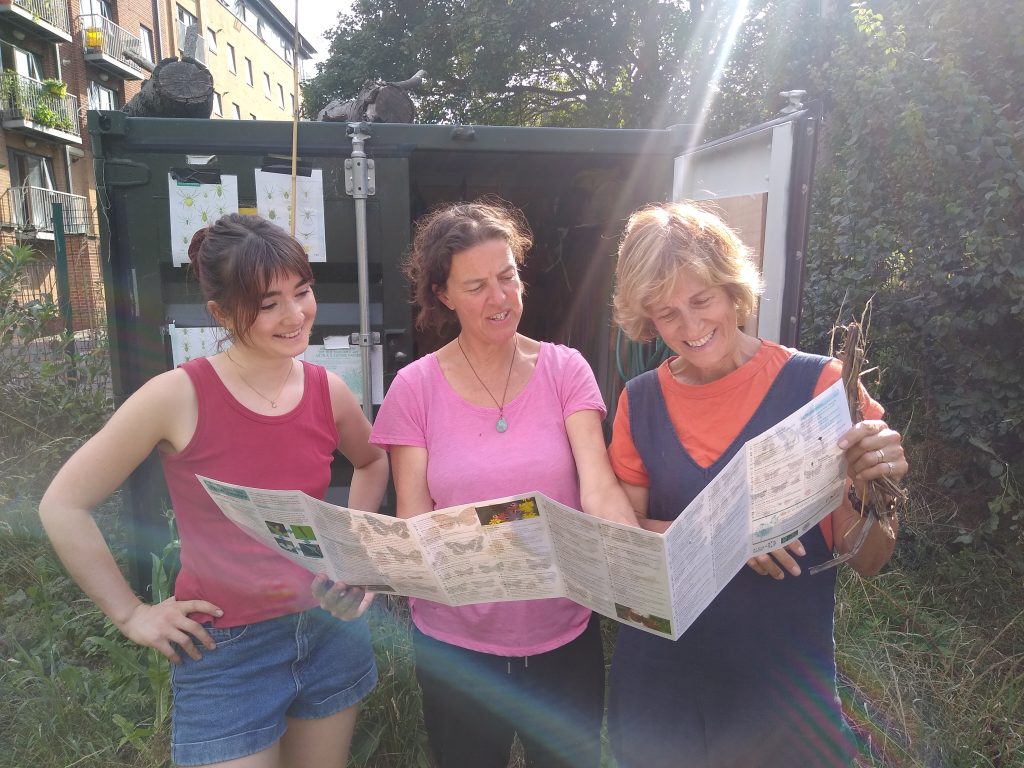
[[371, 342, 604, 655]]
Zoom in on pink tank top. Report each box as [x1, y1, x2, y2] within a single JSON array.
[[160, 358, 338, 626]]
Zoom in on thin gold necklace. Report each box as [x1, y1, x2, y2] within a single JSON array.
[[457, 334, 517, 433], [225, 350, 294, 409]]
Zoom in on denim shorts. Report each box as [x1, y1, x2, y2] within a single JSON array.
[[170, 607, 377, 766]]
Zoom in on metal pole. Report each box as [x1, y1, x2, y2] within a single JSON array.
[[289, 0, 300, 236], [347, 124, 374, 420], [51, 201, 75, 342]]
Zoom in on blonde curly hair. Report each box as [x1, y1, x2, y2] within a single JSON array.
[[613, 202, 764, 341]]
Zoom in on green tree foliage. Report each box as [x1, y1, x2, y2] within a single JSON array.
[[302, 0, 821, 129], [802, 0, 1024, 531]]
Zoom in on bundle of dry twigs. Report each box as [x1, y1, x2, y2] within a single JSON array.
[[833, 299, 907, 540]]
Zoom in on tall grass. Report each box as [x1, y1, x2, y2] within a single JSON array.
[[837, 496, 1023, 767], [4, 485, 1020, 767]]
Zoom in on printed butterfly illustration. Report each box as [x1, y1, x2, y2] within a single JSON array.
[[432, 508, 479, 530], [386, 546, 423, 564], [362, 517, 410, 538], [446, 537, 484, 555]]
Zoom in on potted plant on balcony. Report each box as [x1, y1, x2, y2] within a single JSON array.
[[41, 79, 68, 99], [31, 103, 74, 132], [0, 70, 23, 113]]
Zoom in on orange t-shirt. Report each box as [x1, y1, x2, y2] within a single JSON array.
[[608, 340, 883, 550]]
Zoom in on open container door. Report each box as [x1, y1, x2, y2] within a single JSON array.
[[672, 99, 821, 346]]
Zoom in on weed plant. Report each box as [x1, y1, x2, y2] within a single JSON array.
[[0, 244, 112, 501]]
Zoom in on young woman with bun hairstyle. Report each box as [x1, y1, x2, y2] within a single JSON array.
[[40, 213, 388, 768]]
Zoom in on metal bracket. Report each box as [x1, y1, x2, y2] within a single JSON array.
[[344, 157, 376, 196], [349, 331, 381, 347]]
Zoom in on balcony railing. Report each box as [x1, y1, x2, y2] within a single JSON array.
[[79, 14, 144, 79], [1, 186, 91, 236], [0, 0, 73, 43], [175, 20, 206, 64], [0, 71, 81, 140]]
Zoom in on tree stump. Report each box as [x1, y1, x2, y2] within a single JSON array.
[[317, 70, 425, 124], [122, 57, 214, 118]]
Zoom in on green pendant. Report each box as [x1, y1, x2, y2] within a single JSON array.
[[496, 416, 509, 433]]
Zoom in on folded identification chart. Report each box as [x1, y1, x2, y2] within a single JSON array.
[[200, 380, 852, 639]]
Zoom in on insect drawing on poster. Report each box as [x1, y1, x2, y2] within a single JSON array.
[[254, 168, 327, 262], [167, 174, 239, 267]]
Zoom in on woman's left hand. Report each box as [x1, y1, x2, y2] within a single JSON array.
[[312, 574, 376, 621], [838, 419, 908, 486]]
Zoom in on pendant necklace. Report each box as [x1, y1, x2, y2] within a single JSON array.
[[458, 334, 517, 433], [226, 350, 294, 409]]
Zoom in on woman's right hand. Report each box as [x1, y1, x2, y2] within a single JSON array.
[[118, 597, 223, 665], [312, 574, 376, 621]]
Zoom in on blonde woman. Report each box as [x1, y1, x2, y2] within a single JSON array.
[[606, 202, 907, 768]]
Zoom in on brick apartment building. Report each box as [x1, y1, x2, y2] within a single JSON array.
[[0, 0, 314, 332]]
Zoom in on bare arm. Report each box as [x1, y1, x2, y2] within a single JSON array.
[[390, 445, 434, 519], [834, 419, 905, 576], [565, 409, 640, 527], [328, 372, 389, 513], [38, 371, 222, 663], [616, 478, 671, 533]]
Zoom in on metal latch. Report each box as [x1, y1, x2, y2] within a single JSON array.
[[344, 157, 376, 196], [349, 331, 381, 347]]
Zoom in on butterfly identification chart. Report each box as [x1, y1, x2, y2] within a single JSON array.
[[198, 380, 853, 640]]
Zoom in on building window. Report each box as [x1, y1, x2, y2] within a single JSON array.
[[232, 103, 241, 119], [7, 149, 56, 230], [244, 57, 253, 86], [176, 5, 199, 56], [263, 73, 271, 99], [226, 43, 236, 73], [0, 42, 45, 80], [8, 149, 55, 190], [277, 83, 285, 110], [206, 28, 218, 54], [139, 25, 155, 63], [177, 5, 197, 25], [212, 92, 222, 116], [81, 0, 112, 18], [87, 80, 118, 110]]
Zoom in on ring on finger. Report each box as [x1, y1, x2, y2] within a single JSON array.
[[886, 461, 894, 476], [875, 449, 885, 461]]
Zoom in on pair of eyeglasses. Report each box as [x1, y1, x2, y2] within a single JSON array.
[[808, 484, 902, 575], [808, 518, 875, 575]]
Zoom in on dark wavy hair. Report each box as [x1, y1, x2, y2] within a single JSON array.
[[404, 199, 533, 333], [188, 214, 313, 343]]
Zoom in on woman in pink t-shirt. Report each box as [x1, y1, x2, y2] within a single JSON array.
[[321, 199, 637, 768]]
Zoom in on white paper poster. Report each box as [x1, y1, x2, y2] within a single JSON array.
[[303, 342, 384, 405], [168, 174, 239, 267], [254, 169, 327, 262], [167, 324, 229, 365], [166, 328, 381, 406]]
